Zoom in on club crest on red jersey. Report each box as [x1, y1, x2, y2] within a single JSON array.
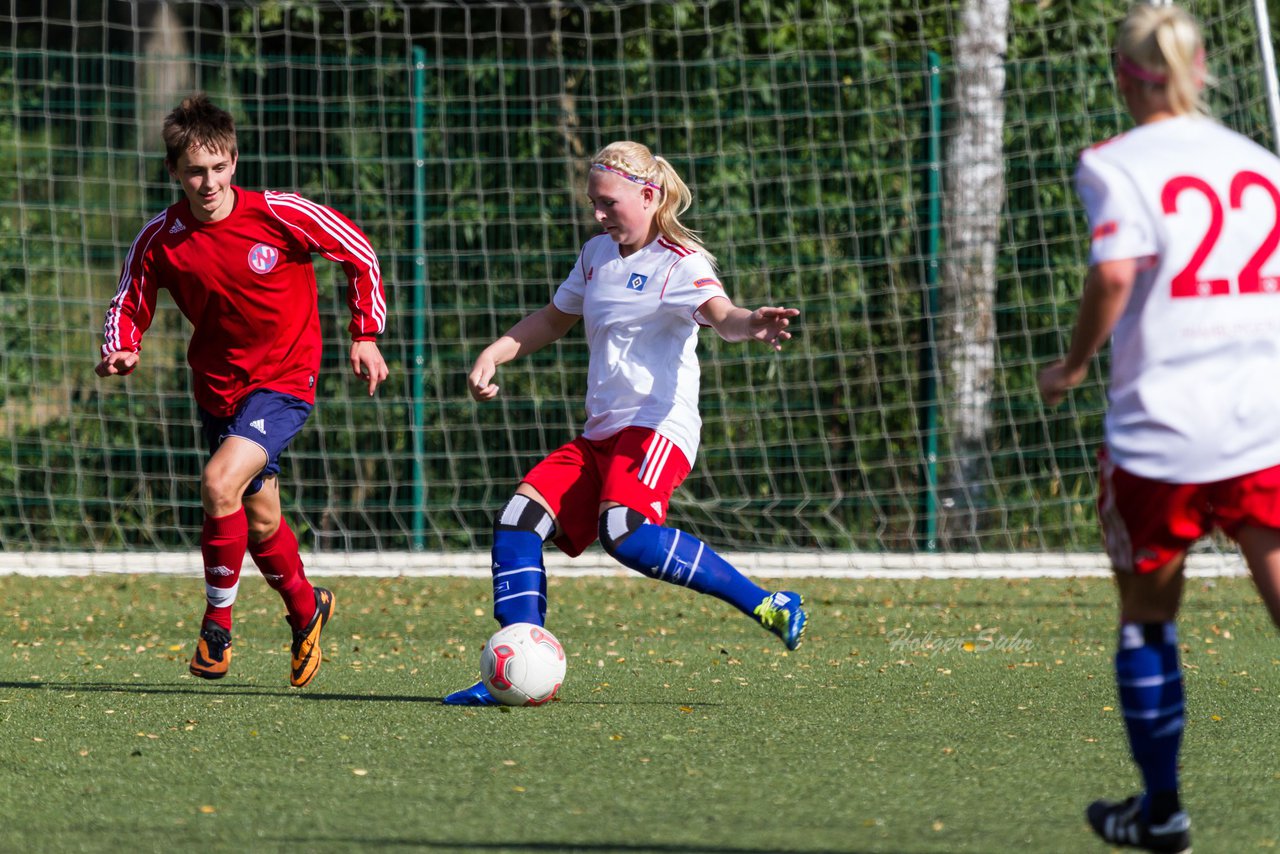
[[248, 243, 280, 274]]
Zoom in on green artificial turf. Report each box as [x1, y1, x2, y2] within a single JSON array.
[[1, 573, 1277, 853]]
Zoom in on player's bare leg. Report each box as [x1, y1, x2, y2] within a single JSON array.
[[1236, 524, 1280, 628], [444, 483, 556, 706], [1087, 555, 1190, 853], [201, 437, 267, 518], [241, 475, 333, 686], [596, 500, 807, 650], [1114, 555, 1185, 624], [190, 438, 266, 679]]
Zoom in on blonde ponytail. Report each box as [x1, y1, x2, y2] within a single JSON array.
[[1115, 3, 1212, 116], [590, 141, 717, 269]]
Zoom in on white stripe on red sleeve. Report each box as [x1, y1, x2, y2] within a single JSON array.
[[103, 211, 167, 355], [264, 191, 387, 334]]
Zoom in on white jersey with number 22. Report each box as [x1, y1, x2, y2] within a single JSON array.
[[1078, 114, 1280, 482]]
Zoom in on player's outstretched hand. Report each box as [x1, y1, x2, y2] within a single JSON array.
[[96, 350, 139, 377], [749, 306, 800, 351], [467, 355, 500, 402], [1037, 359, 1087, 407], [350, 340, 389, 396]]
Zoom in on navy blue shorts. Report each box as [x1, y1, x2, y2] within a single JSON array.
[[199, 389, 313, 497]]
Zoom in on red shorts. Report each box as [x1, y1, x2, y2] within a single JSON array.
[[1098, 447, 1280, 573], [521, 427, 691, 558]]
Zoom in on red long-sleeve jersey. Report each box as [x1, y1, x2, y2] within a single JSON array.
[[102, 187, 387, 417]]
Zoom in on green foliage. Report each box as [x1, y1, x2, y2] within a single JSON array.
[[0, 1, 1275, 552]]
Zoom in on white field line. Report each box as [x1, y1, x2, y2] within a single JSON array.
[[0, 551, 1248, 579]]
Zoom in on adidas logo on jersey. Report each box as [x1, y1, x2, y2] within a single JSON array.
[[250, 419, 266, 435], [627, 273, 648, 291], [650, 501, 664, 518], [168, 219, 186, 234]]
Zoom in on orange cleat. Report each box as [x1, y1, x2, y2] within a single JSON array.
[[189, 622, 232, 679], [289, 587, 335, 687]]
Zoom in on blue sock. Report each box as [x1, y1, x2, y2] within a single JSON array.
[[607, 522, 769, 617], [1115, 622, 1184, 820], [491, 528, 546, 627]]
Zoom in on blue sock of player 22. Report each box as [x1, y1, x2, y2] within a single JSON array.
[[611, 523, 769, 617], [1115, 622, 1184, 817], [490, 528, 546, 627]]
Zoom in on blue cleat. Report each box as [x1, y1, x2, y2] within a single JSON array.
[[754, 590, 807, 650], [442, 679, 500, 706]]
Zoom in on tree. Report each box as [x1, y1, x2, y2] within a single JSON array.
[[940, 0, 1009, 547]]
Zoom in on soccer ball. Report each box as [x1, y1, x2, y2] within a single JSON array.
[[480, 622, 566, 706]]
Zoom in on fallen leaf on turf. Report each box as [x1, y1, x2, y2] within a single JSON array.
[[199, 806, 215, 814], [353, 769, 368, 776]]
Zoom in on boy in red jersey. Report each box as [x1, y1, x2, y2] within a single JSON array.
[[96, 94, 388, 687]]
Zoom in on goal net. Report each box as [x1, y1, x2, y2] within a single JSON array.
[[0, 1, 1273, 571]]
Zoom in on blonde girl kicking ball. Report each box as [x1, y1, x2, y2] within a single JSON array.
[[444, 141, 807, 705]]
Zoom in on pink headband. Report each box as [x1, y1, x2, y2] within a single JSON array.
[[1116, 55, 1168, 85], [591, 162, 663, 194], [1115, 48, 1206, 87]]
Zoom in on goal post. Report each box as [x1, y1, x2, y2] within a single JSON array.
[[0, 1, 1274, 571]]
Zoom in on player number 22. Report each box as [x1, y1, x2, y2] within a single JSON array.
[[1161, 171, 1280, 298]]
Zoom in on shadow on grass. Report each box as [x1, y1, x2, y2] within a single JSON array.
[[0, 679, 435, 702], [274, 838, 918, 854], [0, 680, 726, 708]]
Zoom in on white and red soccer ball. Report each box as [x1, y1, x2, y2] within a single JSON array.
[[480, 622, 566, 706]]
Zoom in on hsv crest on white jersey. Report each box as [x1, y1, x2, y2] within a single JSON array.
[[1077, 115, 1280, 481], [554, 233, 727, 464]]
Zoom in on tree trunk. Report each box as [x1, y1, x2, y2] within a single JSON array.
[[940, 0, 1009, 548], [139, 2, 191, 129]]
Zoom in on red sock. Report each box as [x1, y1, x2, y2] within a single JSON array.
[[201, 509, 248, 631], [248, 517, 315, 631]]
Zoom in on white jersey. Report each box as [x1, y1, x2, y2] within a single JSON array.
[[553, 233, 728, 464], [1077, 115, 1280, 482]]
